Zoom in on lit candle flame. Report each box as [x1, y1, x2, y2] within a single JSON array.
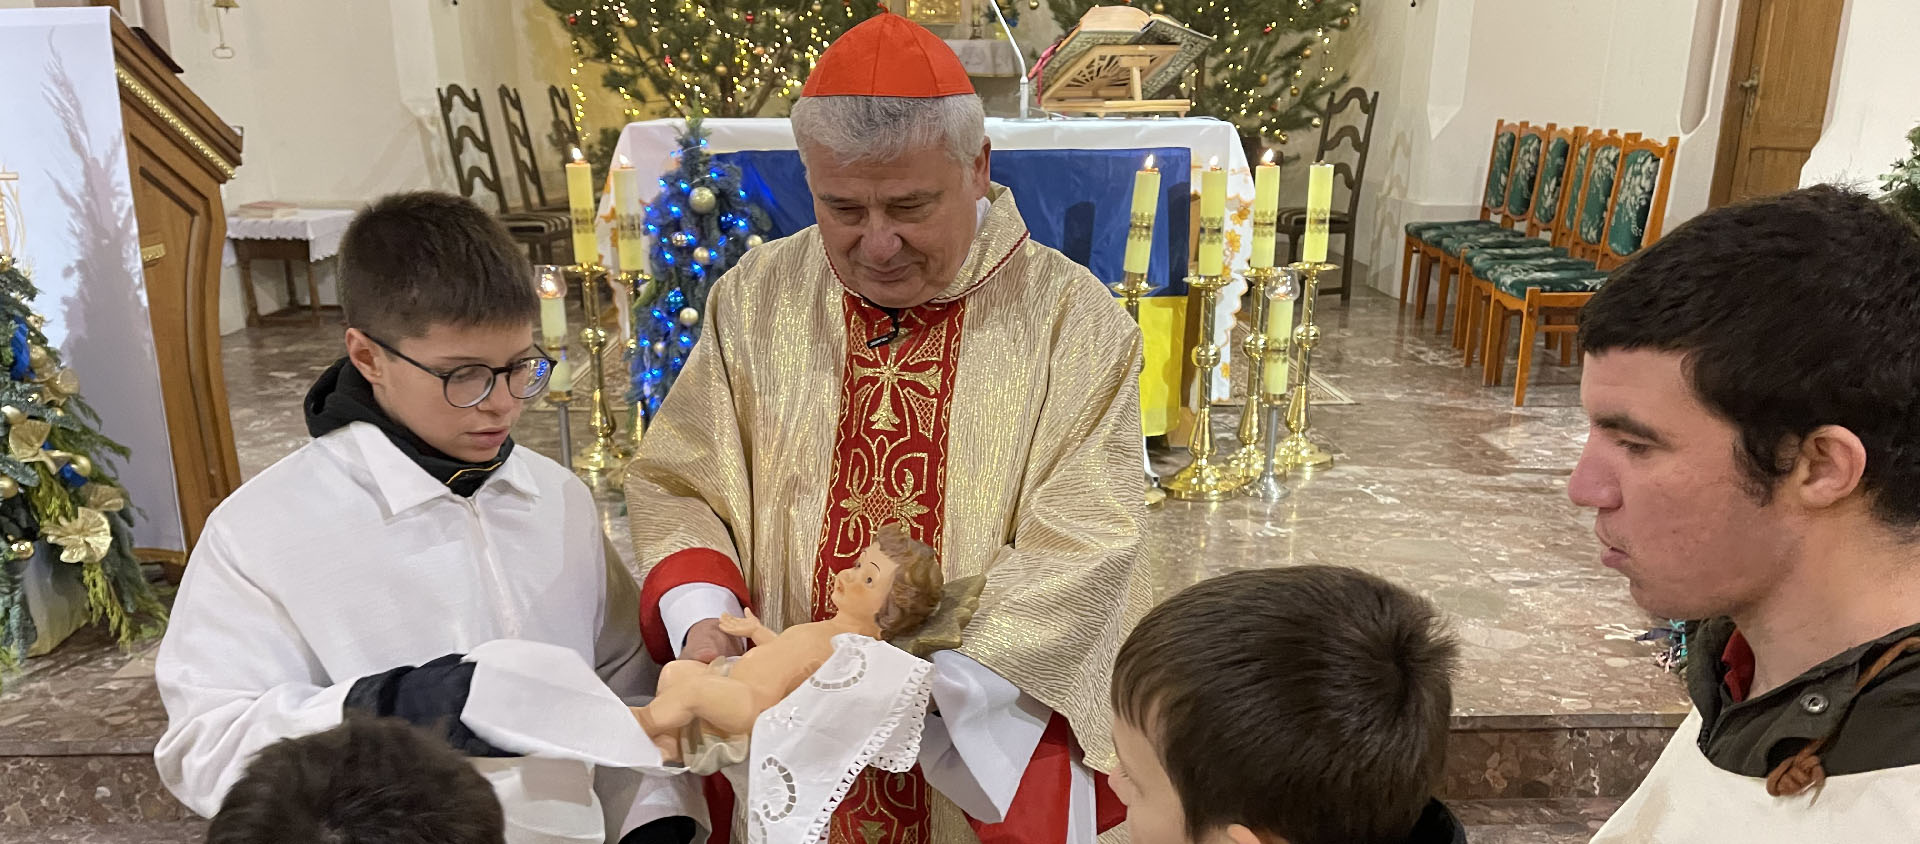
[[1144, 154, 1155, 171], [1209, 156, 1220, 169], [571, 147, 584, 163], [537, 273, 565, 299], [1261, 148, 1275, 165], [617, 154, 631, 168]]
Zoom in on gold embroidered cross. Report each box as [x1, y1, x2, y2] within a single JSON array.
[[850, 352, 940, 432]]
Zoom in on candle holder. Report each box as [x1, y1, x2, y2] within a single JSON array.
[[546, 387, 575, 472], [569, 262, 632, 485], [1280, 261, 1336, 472], [1112, 268, 1151, 322], [1246, 269, 1296, 501], [1227, 265, 1283, 484], [1162, 272, 1240, 501]]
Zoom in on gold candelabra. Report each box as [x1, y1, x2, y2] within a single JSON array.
[[1228, 265, 1282, 484], [1112, 269, 1150, 321], [1279, 261, 1335, 471], [1162, 271, 1240, 501], [570, 262, 631, 485]]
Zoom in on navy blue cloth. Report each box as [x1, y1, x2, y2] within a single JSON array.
[[715, 147, 1193, 296]]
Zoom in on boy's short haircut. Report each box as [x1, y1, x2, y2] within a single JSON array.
[[207, 715, 505, 844], [339, 191, 537, 342], [1112, 566, 1457, 844], [1580, 185, 1920, 526]]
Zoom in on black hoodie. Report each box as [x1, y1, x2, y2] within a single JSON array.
[[303, 358, 511, 497]]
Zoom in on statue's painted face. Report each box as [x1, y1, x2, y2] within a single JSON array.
[[831, 543, 901, 622]]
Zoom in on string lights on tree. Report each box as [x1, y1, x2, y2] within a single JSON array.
[[1049, 0, 1359, 147], [548, 0, 883, 169]]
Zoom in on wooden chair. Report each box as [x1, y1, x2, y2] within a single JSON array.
[[497, 85, 565, 213], [1400, 119, 1524, 320], [1483, 133, 1677, 405], [1278, 86, 1379, 304], [436, 84, 571, 263], [547, 84, 581, 158], [1425, 122, 1554, 337], [1455, 125, 1588, 362]]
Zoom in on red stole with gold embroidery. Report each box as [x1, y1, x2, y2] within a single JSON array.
[[814, 292, 965, 843]]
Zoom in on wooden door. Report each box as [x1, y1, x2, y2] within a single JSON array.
[[113, 19, 243, 556], [1709, 0, 1845, 207]]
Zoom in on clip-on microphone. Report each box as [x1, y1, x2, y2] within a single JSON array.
[[866, 306, 906, 348]]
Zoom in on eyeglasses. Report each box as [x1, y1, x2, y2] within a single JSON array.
[[365, 334, 555, 408]]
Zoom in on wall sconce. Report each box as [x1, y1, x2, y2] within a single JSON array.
[[212, 0, 238, 59]]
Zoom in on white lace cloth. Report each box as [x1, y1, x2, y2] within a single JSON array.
[[458, 637, 934, 844], [746, 634, 933, 844]]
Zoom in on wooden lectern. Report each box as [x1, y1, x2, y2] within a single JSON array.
[[111, 16, 244, 562], [1038, 44, 1193, 117]]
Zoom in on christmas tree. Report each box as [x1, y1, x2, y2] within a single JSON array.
[[629, 120, 772, 419], [1046, 0, 1359, 146], [547, 0, 885, 137], [0, 255, 166, 669], [1883, 124, 1920, 226]]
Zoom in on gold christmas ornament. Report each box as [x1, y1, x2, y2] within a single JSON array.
[[82, 482, 127, 512], [26, 344, 50, 377], [1290, 86, 1301, 96], [47, 507, 111, 565], [1028, 0, 1038, 8], [67, 454, 91, 479], [8, 540, 32, 559], [745, 234, 765, 249], [678, 307, 700, 327], [0, 405, 22, 426], [0, 476, 17, 499], [693, 246, 714, 265], [45, 368, 79, 401], [689, 186, 718, 213], [8, 418, 52, 466]]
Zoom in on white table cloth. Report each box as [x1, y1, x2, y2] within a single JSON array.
[[222, 208, 355, 266]]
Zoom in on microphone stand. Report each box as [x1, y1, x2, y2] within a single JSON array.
[[983, 0, 1033, 120]]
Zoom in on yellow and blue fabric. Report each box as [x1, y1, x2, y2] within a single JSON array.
[[715, 146, 1194, 435]]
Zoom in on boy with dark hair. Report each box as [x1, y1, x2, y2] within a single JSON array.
[[1108, 566, 1463, 844], [156, 192, 694, 843], [208, 716, 506, 844], [1574, 185, 1920, 840]]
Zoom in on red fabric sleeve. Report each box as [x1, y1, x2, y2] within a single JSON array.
[[968, 713, 1128, 844], [637, 547, 751, 665]]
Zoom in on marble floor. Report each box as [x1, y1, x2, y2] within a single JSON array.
[[0, 284, 1684, 842]]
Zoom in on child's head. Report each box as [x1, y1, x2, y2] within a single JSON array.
[[339, 191, 544, 462], [1110, 567, 1457, 844], [832, 522, 942, 639], [207, 716, 505, 844]]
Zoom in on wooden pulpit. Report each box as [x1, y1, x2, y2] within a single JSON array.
[[111, 17, 243, 560]]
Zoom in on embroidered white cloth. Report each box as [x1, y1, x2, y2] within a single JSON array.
[[221, 208, 355, 265], [745, 634, 933, 844]]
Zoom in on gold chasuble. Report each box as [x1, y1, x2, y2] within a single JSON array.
[[627, 185, 1150, 843]]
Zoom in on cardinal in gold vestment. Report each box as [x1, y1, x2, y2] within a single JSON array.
[[623, 13, 1149, 844]]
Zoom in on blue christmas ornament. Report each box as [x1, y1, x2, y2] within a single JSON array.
[[9, 320, 30, 380], [57, 464, 87, 488]]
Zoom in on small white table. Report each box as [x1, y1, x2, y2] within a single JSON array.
[[225, 208, 354, 325]]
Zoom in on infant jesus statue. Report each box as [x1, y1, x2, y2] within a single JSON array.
[[631, 524, 945, 766]]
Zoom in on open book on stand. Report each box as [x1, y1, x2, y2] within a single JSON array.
[[1034, 6, 1213, 115]]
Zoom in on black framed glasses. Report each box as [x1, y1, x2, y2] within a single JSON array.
[[366, 335, 555, 408]]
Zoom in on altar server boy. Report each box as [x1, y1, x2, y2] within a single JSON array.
[[154, 191, 694, 844]]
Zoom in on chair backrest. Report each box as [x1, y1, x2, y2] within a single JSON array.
[[1525, 125, 1584, 239], [437, 84, 512, 214], [547, 84, 581, 157], [1480, 120, 1524, 220], [1553, 130, 1598, 248], [1570, 130, 1632, 259], [1596, 134, 1680, 268], [497, 85, 551, 209], [1312, 86, 1380, 222], [1502, 123, 1552, 226]]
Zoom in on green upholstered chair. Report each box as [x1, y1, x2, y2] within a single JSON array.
[[1399, 120, 1525, 319]]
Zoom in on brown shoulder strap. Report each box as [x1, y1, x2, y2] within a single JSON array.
[[1766, 636, 1920, 796]]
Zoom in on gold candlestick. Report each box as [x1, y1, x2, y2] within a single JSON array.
[[1280, 261, 1335, 471], [1112, 267, 1151, 322], [1227, 265, 1280, 483], [571, 263, 632, 485], [1162, 271, 1239, 501]]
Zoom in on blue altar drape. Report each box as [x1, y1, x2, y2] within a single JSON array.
[[715, 147, 1192, 296]]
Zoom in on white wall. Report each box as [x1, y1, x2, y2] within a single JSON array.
[[1338, 0, 1736, 294], [155, 0, 581, 336], [1800, 0, 1920, 189]]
